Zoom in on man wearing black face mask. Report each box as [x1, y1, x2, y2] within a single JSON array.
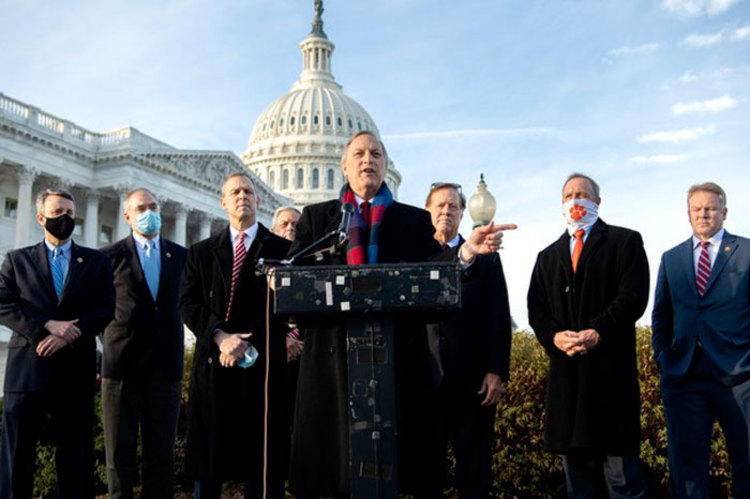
[[0, 187, 115, 498]]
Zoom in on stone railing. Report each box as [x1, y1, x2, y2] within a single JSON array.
[[0, 92, 174, 152]]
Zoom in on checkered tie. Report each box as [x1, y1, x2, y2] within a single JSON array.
[[51, 247, 65, 299], [225, 232, 247, 321], [696, 241, 711, 297]]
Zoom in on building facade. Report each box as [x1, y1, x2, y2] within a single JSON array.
[[242, 2, 401, 208]]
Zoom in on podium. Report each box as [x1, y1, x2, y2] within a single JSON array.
[[274, 261, 461, 498]]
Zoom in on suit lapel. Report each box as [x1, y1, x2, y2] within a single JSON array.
[[125, 235, 153, 302], [33, 242, 57, 303], [704, 232, 738, 295], [60, 242, 84, 303], [553, 231, 574, 283], [212, 228, 234, 295], [158, 237, 177, 302], [678, 238, 699, 297], [576, 219, 606, 273]]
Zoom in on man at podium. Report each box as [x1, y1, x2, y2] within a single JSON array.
[[288, 131, 509, 498]]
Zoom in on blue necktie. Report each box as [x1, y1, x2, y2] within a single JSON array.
[[51, 247, 65, 299], [142, 241, 160, 300]]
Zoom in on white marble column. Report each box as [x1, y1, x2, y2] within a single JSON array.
[[173, 204, 188, 247], [14, 166, 40, 248], [115, 188, 130, 241], [199, 212, 213, 241], [83, 189, 100, 248]]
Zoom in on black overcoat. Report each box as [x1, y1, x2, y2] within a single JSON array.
[[287, 199, 449, 495], [527, 219, 649, 455], [179, 224, 291, 481]]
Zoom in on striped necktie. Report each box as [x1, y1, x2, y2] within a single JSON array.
[[696, 241, 711, 297], [51, 247, 65, 299], [571, 229, 585, 273], [226, 232, 247, 321]]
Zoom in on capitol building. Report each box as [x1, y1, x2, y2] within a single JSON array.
[[0, 1, 399, 350]]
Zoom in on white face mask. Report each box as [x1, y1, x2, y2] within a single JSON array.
[[562, 199, 599, 235]]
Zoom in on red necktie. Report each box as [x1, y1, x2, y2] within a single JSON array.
[[442, 243, 449, 251], [225, 232, 247, 321], [571, 229, 584, 273], [360, 201, 371, 228], [696, 241, 711, 297]]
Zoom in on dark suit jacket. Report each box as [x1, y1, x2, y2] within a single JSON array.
[[102, 235, 187, 382], [288, 199, 449, 494], [652, 231, 750, 386], [439, 236, 512, 393], [527, 219, 649, 455], [0, 241, 115, 393], [179, 223, 291, 480]]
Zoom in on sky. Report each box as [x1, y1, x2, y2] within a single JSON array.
[[2, 0, 749, 329]]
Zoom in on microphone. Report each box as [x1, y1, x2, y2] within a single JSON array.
[[338, 202, 355, 244]]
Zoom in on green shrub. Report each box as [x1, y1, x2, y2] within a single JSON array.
[[0, 330, 736, 496]]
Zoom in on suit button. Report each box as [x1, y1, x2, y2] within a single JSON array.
[[154, 306, 158, 311], [329, 346, 335, 354], [207, 357, 213, 365]]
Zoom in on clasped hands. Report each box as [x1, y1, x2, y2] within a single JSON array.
[[38, 319, 81, 358], [554, 329, 600, 357], [214, 330, 253, 367], [460, 222, 518, 263]]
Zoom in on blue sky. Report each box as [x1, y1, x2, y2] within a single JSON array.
[[2, 0, 749, 328]]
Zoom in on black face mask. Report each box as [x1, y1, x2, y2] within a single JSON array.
[[44, 214, 76, 240]]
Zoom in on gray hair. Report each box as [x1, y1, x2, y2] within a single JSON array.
[[36, 188, 75, 214], [124, 187, 158, 212], [272, 206, 301, 225], [341, 131, 388, 163], [563, 172, 600, 199]]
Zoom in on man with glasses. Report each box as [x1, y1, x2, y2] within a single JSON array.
[[425, 182, 512, 498]]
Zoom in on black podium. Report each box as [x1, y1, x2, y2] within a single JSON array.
[[274, 261, 461, 498]]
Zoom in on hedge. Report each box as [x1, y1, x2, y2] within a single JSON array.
[[0, 327, 735, 497]]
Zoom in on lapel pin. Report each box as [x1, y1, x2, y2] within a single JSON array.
[[166, 252, 172, 258], [77, 257, 83, 263], [725, 246, 731, 252]]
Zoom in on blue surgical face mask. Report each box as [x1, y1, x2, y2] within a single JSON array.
[[135, 210, 162, 236]]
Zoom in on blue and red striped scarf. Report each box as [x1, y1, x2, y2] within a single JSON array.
[[340, 183, 394, 265]]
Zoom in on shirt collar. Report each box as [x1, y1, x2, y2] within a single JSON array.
[[692, 228, 725, 249], [44, 239, 72, 256], [132, 231, 159, 250], [229, 222, 258, 243], [443, 234, 461, 248]]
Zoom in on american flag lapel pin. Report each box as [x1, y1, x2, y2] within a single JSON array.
[[724, 246, 731, 252]]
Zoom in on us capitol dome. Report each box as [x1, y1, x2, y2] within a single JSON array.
[[241, 1, 401, 208]]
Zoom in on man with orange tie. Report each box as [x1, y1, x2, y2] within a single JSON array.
[[527, 173, 649, 498], [652, 182, 750, 498]]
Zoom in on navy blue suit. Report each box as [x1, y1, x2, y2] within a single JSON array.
[[653, 231, 750, 497], [101, 235, 187, 498], [0, 241, 115, 498]]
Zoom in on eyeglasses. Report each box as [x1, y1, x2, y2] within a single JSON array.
[[430, 182, 462, 194]]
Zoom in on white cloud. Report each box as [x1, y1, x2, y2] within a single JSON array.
[[680, 70, 698, 83], [682, 31, 723, 47], [639, 125, 716, 143], [734, 25, 750, 40], [662, 0, 741, 16], [608, 43, 660, 57], [631, 154, 687, 164], [384, 127, 554, 140], [672, 95, 737, 114]]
